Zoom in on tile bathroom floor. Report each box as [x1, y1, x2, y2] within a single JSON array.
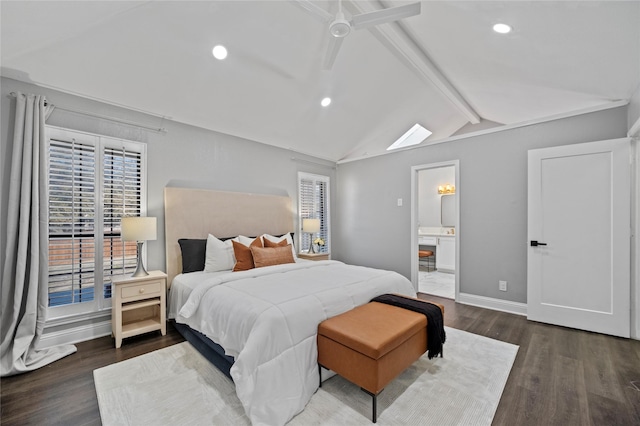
[[418, 267, 455, 299]]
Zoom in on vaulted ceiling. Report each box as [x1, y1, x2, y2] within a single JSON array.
[[2, 1, 639, 161]]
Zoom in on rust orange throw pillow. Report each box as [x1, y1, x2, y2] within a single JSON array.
[[263, 237, 289, 248], [232, 237, 263, 272], [251, 245, 295, 268]]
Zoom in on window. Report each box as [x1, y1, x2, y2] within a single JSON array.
[[298, 172, 330, 253], [47, 127, 146, 316], [387, 123, 432, 151]]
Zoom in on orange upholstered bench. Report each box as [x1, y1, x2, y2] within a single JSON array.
[[317, 300, 444, 423]]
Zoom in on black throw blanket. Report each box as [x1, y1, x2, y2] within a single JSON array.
[[371, 294, 446, 359]]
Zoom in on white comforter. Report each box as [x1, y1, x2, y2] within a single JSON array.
[[175, 260, 416, 425]]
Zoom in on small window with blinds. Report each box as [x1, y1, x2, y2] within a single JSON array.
[[298, 172, 330, 253], [47, 127, 146, 313]]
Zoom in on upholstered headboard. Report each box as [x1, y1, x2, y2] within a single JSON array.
[[164, 187, 294, 285]]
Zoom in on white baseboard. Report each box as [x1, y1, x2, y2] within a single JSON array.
[[38, 315, 112, 349], [457, 292, 528, 316]]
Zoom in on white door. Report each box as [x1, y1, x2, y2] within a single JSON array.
[[527, 138, 630, 337]]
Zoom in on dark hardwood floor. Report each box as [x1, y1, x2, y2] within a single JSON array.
[[2, 295, 640, 425]]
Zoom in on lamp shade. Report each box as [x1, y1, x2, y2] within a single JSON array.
[[302, 218, 320, 233], [121, 217, 157, 242]]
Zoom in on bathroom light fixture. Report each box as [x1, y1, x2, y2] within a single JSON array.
[[438, 184, 455, 194], [493, 23, 512, 34], [212, 45, 228, 60], [321, 97, 332, 107]]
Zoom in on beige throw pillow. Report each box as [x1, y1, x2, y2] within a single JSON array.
[[250, 245, 295, 268], [262, 233, 297, 259]]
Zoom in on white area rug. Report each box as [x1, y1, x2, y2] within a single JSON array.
[[94, 327, 518, 425]]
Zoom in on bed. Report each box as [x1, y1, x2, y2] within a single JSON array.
[[164, 187, 416, 425]]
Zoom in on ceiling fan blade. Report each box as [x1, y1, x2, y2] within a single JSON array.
[[323, 35, 344, 70], [351, 2, 421, 30], [293, 0, 333, 22]]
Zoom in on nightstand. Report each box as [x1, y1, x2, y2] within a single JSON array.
[[298, 252, 330, 261], [111, 270, 167, 348]]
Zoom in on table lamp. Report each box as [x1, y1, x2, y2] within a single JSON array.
[[121, 216, 157, 277], [302, 218, 320, 254]]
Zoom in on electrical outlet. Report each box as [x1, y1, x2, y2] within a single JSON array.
[[499, 280, 507, 291], [397, 198, 403, 207]]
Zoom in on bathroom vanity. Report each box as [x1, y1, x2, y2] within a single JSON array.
[[418, 228, 456, 273]]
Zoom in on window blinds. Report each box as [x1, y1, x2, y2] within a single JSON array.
[[48, 138, 97, 306], [298, 173, 330, 253], [47, 132, 143, 308], [102, 147, 142, 293]]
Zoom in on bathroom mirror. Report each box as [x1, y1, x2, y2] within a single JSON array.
[[441, 194, 456, 227]]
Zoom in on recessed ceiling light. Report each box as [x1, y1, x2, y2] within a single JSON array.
[[493, 23, 512, 34], [212, 45, 228, 60], [321, 97, 332, 107]]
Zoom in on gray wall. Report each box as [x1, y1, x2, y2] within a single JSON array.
[[0, 77, 336, 276], [334, 106, 629, 304]]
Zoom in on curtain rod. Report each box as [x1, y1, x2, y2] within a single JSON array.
[[9, 92, 168, 134]]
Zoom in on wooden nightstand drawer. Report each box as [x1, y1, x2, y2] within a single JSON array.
[[121, 281, 162, 299]]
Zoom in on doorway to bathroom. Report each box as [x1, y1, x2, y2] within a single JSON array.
[[411, 161, 459, 300]]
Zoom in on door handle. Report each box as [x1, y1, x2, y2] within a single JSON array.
[[530, 240, 548, 247]]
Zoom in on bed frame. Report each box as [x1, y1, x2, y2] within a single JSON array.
[[164, 187, 294, 285], [164, 187, 294, 378]]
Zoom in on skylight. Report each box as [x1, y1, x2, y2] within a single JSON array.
[[387, 123, 432, 151]]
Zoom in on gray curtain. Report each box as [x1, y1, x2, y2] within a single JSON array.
[[1, 92, 76, 376]]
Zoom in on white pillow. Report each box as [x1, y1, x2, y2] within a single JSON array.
[[262, 233, 297, 259], [236, 235, 261, 247], [204, 234, 235, 272]]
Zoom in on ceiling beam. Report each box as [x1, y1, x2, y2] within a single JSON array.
[[347, 0, 481, 124]]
